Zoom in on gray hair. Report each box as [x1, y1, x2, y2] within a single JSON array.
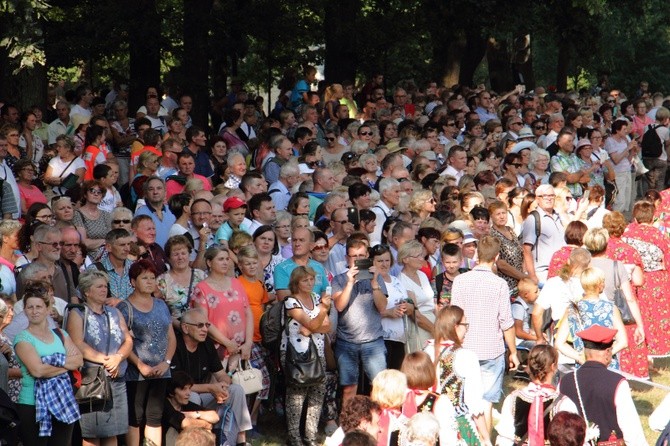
[[227, 152, 245, 165], [403, 413, 440, 446], [358, 153, 376, 167], [180, 307, 207, 324], [20, 261, 49, 279], [379, 177, 400, 194], [0, 220, 21, 241], [78, 270, 109, 297], [529, 148, 550, 170], [33, 225, 60, 243], [112, 207, 133, 220], [350, 140, 369, 155], [279, 161, 300, 179]]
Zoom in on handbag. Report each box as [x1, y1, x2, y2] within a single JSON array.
[[612, 261, 635, 325], [74, 307, 113, 413], [231, 360, 263, 395], [282, 297, 325, 387], [60, 172, 79, 189]]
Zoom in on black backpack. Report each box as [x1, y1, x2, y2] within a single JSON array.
[[260, 300, 285, 349], [641, 124, 664, 158]]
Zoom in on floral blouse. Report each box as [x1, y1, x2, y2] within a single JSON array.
[[157, 268, 206, 319]]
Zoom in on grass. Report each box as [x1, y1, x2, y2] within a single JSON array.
[[252, 366, 670, 446]]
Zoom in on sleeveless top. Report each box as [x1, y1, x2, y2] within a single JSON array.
[[75, 305, 128, 377], [437, 344, 468, 416]]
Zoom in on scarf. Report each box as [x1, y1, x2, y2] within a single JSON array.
[[377, 407, 402, 446], [526, 382, 556, 446]]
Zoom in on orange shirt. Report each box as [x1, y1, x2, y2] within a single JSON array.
[[238, 276, 270, 343], [82, 144, 110, 180]]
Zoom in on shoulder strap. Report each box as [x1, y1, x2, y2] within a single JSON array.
[[586, 207, 599, 219], [613, 260, 620, 288], [573, 369, 590, 426], [58, 157, 78, 178], [186, 268, 196, 304], [531, 210, 541, 262]]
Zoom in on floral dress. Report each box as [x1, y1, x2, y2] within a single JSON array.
[[262, 254, 283, 297], [606, 237, 649, 378], [547, 246, 575, 279], [157, 268, 206, 319], [191, 279, 250, 360], [622, 223, 670, 356], [0, 331, 21, 402], [568, 299, 619, 369]]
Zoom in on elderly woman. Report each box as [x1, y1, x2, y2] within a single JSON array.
[[0, 297, 21, 402], [118, 260, 176, 446], [157, 235, 206, 323], [523, 148, 550, 191], [622, 201, 670, 358], [44, 135, 86, 199], [52, 195, 75, 225], [223, 152, 247, 190], [489, 201, 525, 295], [371, 369, 410, 446], [554, 266, 628, 370], [0, 220, 21, 271], [67, 270, 133, 446], [398, 241, 435, 350], [73, 180, 113, 261], [14, 282, 83, 445]]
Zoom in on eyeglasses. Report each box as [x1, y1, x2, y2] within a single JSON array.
[[112, 219, 131, 224], [88, 188, 103, 195], [36, 214, 55, 220], [359, 131, 373, 136], [537, 194, 556, 199], [511, 163, 523, 168], [510, 122, 522, 126], [458, 322, 470, 329], [533, 126, 546, 130], [38, 241, 64, 248], [313, 245, 329, 251], [183, 321, 211, 329], [326, 137, 336, 142], [607, 100, 615, 104]]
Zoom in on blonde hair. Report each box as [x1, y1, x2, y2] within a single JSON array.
[[408, 190, 433, 215], [517, 277, 537, 298], [371, 369, 408, 409], [580, 266, 605, 295], [583, 228, 609, 254], [558, 248, 592, 281], [397, 240, 424, 265], [137, 151, 159, 171], [324, 83, 343, 102]]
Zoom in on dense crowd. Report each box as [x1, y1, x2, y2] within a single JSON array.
[[0, 70, 669, 446]]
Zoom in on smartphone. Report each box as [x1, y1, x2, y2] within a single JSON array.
[[325, 286, 332, 297], [354, 259, 373, 281], [347, 207, 359, 227]]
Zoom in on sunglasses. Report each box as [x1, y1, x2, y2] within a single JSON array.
[[511, 163, 523, 168], [326, 137, 336, 142], [113, 219, 131, 224], [88, 188, 103, 195], [533, 126, 546, 130], [313, 245, 329, 251], [183, 321, 212, 329], [359, 131, 373, 136]]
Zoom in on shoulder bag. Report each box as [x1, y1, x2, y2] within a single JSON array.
[[231, 360, 263, 395], [74, 306, 113, 414], [612, 261, 635, 325], [283, 296, 325, 388]]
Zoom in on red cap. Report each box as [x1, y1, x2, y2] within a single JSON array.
[[576, 325, 617, 349], [223, 197, 247, 212]]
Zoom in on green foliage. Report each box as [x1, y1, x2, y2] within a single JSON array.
[[0, 0, 50, 74]]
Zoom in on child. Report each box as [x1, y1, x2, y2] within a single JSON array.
[[432, 243, 462, 309], [235, 245, 271, 426], [216, 196, 251, 247], [513, 277, 541, 352]]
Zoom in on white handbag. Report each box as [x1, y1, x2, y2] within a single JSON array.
[[231, 360, 263, 395]]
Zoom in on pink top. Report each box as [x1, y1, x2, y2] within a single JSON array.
[[165, 173, 212, 198], [191, 279, 250, 348], [18, 184, 47, 212]]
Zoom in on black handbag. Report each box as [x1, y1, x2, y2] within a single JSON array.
[[613, 261, 635, 325], [282, 298, 325, 387], [74, 307, 113, 413]]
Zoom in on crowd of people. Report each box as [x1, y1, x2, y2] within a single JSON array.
[[0, 71, 669, 446]]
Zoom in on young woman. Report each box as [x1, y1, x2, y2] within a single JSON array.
[[426, 305, 491, 446], [14, 282, 83, 445]]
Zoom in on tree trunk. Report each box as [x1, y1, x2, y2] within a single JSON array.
[[459, 33, 487, 87], [182, 0, 214, 128], [324, 0, 359, 83], [487, 37, 514, 93], [127, 0, 161, 113], [556, 39, 570, 92], [512, 33, 535, 89]]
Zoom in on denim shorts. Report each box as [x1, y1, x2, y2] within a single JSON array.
[[335, 337, 387, 386], [480, 354, 505, 403]]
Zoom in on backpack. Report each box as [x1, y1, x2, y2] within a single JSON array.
[[259, 300, 285, 349], [641, 124, 664, 158], [529, 210, 541, 262]]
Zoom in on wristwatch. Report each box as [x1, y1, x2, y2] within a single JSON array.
[[165, 359, 172, 365], [195, 411, 201, 419]]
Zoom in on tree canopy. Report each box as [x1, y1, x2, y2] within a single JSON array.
[[2, 0, 670, 115]]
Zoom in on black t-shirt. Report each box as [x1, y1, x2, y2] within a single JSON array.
[[162, 399, 204, 432], [172, 331, 224, 384]]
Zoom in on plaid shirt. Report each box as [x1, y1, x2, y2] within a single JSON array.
[[550, 151, 586, 197], [35, 353, 80, 436], [451, 266, 514, 360], [88, 253, 134, 300]]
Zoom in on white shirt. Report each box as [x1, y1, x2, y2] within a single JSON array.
[[48, 156, 86, 196], [70, 104, 91, 119], [440, 164, 465, 181], [0, 161, 20, 219]]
